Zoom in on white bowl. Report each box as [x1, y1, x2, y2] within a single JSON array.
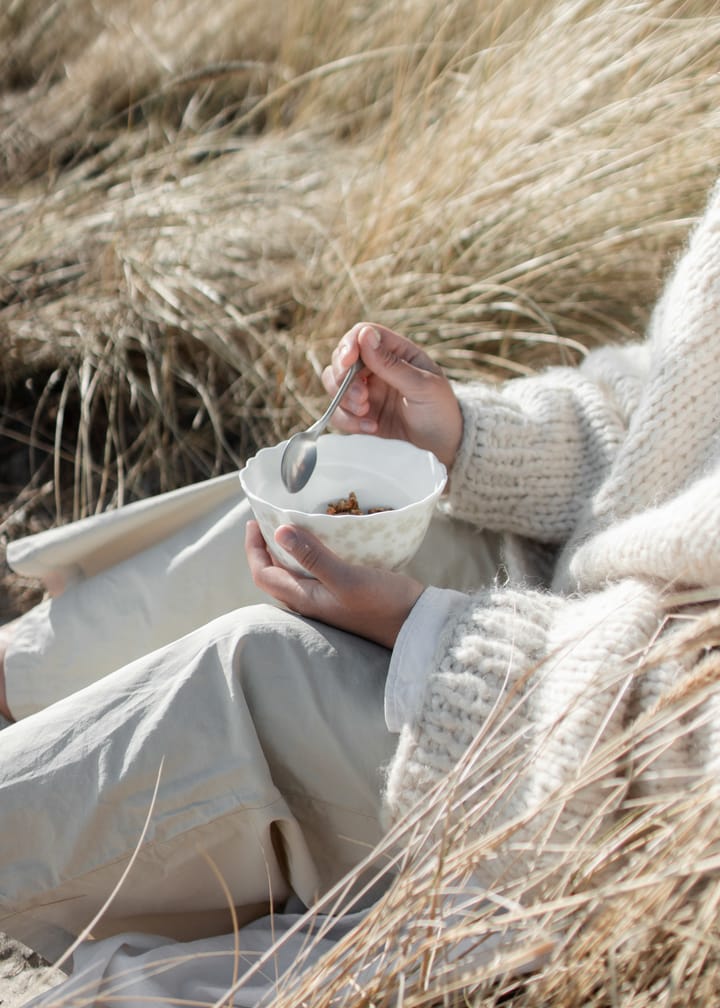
[[239, 433, 447, 574]]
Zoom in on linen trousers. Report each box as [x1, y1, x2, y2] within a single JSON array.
[[0, 474, 501, 962]]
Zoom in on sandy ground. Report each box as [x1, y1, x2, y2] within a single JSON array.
[[0, 935, 64, 1008]]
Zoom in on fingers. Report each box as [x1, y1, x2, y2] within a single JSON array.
[[321, 325, 373, 431], [361, 324, 440, 373], [245, 520, 282, 588], [328, 324, 364, 380], [247, 519, 349, 597], [323, 322, 438, 425], [248, 519, 347, 599], [357, 326, 443, 405], [246, 521, 317, 614], [251, 525, 346, 622], [248, 521, 426, 649], [245, 519, 270, 568], [274, 525, 350, 588], [275, 525, 426, 649], [322, 326, 364, 397]]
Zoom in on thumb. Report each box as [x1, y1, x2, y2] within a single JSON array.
[[275, 525, 347, 584], [357, 325, 440, 402]]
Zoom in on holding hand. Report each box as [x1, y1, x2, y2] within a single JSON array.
[[245, 326, 454, 646], [245, 521, 424, 650], [323, 323, 463, 472]]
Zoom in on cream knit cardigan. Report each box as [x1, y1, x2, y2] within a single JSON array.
[[383, 181, 720, 889]]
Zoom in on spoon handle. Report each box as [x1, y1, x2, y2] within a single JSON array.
[[310, 358, 363, 433]]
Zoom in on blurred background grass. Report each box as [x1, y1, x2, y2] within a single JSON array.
[[1, 0, 718, 614]]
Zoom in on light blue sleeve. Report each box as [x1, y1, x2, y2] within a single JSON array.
[[384, 586, 469, 732]]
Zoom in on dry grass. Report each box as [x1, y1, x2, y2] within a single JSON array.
[[261, 603, 720, 1008], [2, 0, 718, 543], [3, 0, 720, 1004]]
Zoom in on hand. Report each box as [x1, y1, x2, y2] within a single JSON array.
[[322, 323, 463, 471], [245, 521, 424, 650]]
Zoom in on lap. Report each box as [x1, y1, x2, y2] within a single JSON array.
[[0, 605, 393, 956], [1, 486, 500, 952]]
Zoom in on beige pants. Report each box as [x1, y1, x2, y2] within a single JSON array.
[[0, 476, 501, 961]]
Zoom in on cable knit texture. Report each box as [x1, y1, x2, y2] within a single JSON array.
[[382, 180, 720, 894]]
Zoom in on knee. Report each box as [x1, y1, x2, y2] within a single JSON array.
[[203, 603, 307, 669], [210, 603, 319, 698], [213, 602, 294, 639]]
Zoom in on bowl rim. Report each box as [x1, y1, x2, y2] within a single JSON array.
[[239, 433, 447, 520]]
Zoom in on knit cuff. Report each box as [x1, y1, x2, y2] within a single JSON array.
[[445, 382, 503, 529], [447, 382, 583, 542], [446, 365, 633, 544]]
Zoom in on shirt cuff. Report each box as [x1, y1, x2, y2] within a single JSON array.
[[384, 586, 469, 732]]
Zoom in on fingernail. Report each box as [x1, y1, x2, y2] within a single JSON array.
[[339, 341, 353, 364], [362, 325, 381, 349]]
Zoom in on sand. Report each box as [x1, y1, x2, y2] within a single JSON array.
[[0, 935, 63, 1007]]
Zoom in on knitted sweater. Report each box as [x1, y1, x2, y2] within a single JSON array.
[[382, 180, 720, 892]]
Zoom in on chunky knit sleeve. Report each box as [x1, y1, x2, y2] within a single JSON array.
[[446, 341, 650, 542], [382, 578, 665, 891]]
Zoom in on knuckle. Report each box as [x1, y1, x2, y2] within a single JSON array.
[[297, 541, 320, 572], [380, 346, 401, 369]]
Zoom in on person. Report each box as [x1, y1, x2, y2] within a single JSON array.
[[2, 176, 720, 1005]]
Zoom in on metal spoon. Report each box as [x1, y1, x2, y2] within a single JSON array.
[[281, 358, 363, 493]]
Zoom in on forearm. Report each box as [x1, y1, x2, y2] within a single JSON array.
[[447, 342, 650, 541]]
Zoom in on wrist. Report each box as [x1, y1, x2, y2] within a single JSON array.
[[377, 577, 424, 650], [442, 403, 463, 472]]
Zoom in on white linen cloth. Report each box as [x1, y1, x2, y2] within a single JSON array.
[[31, 904, 372, 1007]]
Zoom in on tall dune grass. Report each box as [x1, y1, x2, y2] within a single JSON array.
[[2, 0, 718, 543], [2, 0, 720, 1004]]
